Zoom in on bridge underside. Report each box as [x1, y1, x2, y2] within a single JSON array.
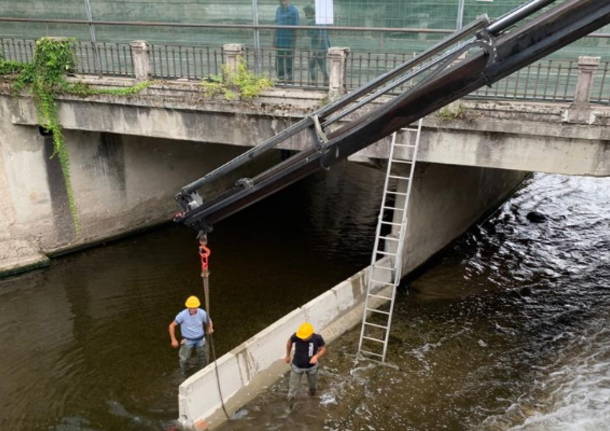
[[1, 84, 608, 276], [8, 83, 610, 177]]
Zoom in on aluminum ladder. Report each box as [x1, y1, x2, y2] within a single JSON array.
[[357, 119, 423, 362]]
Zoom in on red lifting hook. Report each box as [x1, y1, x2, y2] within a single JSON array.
[[198, 240, 211, 273]]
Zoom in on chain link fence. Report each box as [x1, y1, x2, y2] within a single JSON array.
[[0, 0, 608, 56]]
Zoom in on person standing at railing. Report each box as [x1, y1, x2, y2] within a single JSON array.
[[304, 5, 330, 86], [274, 0, 299, 83]]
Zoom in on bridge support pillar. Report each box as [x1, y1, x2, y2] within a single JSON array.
[[564, 56, 600, 124], [390, 162, 527, 276], [223, 43, 246, 78], [130, 40, 151, 81], [328, 47, 350, 100], [574, 56, 600, 105]]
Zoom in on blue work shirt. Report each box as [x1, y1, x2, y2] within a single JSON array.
[[175, 308, 208, 339], [275, 4, 299, 48]]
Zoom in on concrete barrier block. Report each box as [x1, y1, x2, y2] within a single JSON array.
[[302, 289, 341, 330], [243, 308, 306, 366], [331, 269, 367, 309], [179, 264, 374, 429]]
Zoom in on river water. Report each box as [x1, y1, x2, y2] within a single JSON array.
[[0, 161, 380, 430], [1, 164, 608, 431], [216, 173, 610, 431]]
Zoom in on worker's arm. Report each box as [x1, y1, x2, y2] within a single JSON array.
[[206, 317, 214, 335], [284, 338, 293, 364], [169, 321, 180, 348], [309, 345, 326, 365]]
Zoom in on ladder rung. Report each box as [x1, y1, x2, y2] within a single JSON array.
[[402, 127, 419, 132], [382, 207, 404, 212], [369, 279, 395, 286], [388, 175, 410, 181], [385, 191, 408, 196], [373, 265, 395, 272], [394, 143, 416, 148], [365, 307, 391, 315], [364, 322, 389, 330], [362, 336, 385, 344], [390, 159, 413, 164], [379, 234, 400, 241], [370, 278, 398, 286], [379, 221, 402, 227], [376, 250, 397, 256], [367, 293, 393, 300], [360, 349, 384, 358]]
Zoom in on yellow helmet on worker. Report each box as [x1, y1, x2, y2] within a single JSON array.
[[296, 322, 314, 340], [185, 295, 201, 308]]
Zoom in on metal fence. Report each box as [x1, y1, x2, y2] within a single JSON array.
[[0, 38, 134, 76], [344, 51, 610, 104], [149, 44, 223, 80], [74, 41, 134, 76], [243, 47, 332, 88], [1, 37, 609, 105], [472, 60, 580, 102], [1, 2, 610, 60]]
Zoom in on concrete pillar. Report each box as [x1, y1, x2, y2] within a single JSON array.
[[564, 56, 600, 124], [222, 43, 245, 78], [573, 56, 600, 105], [393, 161, 527, 277], [130, 40, 151, 81], [327, 47, 350, 100]]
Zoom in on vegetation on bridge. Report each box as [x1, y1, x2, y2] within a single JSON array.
[[201, 59, 272, 101]]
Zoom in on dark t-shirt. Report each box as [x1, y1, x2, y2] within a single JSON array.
[[290, 333, 325, 368]]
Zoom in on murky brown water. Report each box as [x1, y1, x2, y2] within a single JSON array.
[[0, 161, 382, 430], [1, 167, 608, 431]]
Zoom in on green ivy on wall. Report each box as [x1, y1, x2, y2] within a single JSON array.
[[0, 37, 152, 231]]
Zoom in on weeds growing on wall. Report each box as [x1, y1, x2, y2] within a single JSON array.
[[0, 38, 152, 231], [437, 102, 466, 121], [201, 59, 272, 100]]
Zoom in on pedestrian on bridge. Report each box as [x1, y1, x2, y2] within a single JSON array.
[[284, 322, 326, 399], [274, 0, 300, 83], [304, 5, 330, 85], [169, 295, 214, 377]]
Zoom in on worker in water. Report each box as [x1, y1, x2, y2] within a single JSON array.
[[284, 322, 326, 399], [168, 295, 214, 376]]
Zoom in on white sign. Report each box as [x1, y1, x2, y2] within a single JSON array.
[[315, 0, 334, 25]]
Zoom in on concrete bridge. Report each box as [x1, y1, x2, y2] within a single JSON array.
[[0, 45, 609, 278]]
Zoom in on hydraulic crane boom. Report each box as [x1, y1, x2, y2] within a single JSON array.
[[175, 0, 610, 234]]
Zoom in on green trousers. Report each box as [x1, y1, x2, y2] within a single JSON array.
[[179, 340, 209, 376], [288, 363, 319, 399]]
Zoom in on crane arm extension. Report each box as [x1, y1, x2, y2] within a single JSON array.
[[176, 0, 610, 233]]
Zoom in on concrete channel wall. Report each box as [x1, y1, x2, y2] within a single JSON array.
[[178, 264, 380, 430], [0, 96, 281, 277]]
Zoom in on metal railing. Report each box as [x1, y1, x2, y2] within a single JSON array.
[[0, 38, 35, 63], [74, 41, 134, 76], [472, 59, 580, 102], [149, 44, 223, 80], [0, 38, 134, 77], [243, 47, 331, 89], [1, 37, 608, 105]]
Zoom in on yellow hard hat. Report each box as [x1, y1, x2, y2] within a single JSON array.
[[185, 296, 201, 308], [296, 322, 314, 340]]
